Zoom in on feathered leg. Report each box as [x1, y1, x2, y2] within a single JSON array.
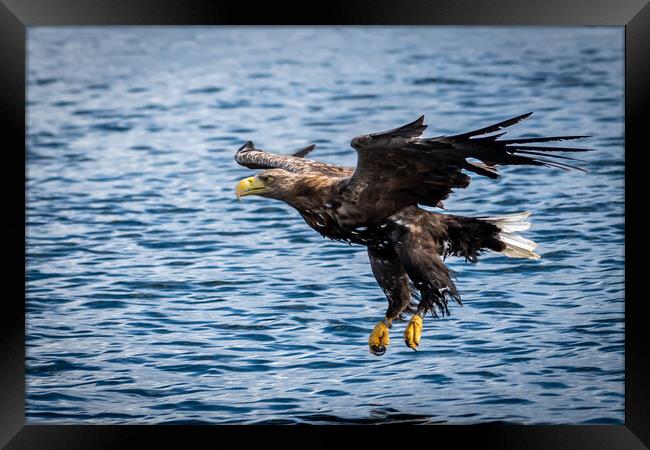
[[366, 246, 413, 356], [392, 231, 462, 350]]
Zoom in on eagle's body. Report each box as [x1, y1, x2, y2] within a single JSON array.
[[234, 113, 589, 355]]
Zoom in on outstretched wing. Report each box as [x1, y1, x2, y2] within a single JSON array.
[[342, 113, 590, 222], [235, 141, 352, 176]]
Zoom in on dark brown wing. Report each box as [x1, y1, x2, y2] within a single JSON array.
[[341, 113, 590, 224], [235, 141, 352, 176]]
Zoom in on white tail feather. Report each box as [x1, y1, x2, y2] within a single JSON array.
[[480, 211, 540, 260]]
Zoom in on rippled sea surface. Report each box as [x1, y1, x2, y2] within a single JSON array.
[[27, 27, 624, 424]]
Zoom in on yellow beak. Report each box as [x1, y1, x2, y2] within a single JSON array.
[[235, 176, 266, 199]]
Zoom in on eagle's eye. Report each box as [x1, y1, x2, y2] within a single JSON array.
[[261, 175, 274, 183]]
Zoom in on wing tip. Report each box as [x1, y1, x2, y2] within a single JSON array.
[[367, 115, 428, 140], [238, 141, 255, 152], [291, 144, 316, 158], [510, 111, 534, 124], [539, 160, 590, 173], [449, 112, 534, 140]]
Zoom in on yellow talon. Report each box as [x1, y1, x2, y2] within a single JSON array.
[[404, 315, 423, 350], [368, 321, 390, 356]]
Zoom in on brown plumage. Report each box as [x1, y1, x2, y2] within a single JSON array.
[[234, 113, 590, 355]]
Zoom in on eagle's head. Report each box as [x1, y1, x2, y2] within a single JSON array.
[[235, 169, 297, 201]]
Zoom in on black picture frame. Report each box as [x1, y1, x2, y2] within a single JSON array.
[[2, 0, 647, 448]]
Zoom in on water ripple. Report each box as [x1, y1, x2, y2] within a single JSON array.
[[26, 27, 623, 425]]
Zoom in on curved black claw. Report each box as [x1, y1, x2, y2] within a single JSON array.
[[370, 345, 386, 356]]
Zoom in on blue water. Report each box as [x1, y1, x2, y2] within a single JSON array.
[[26, 27, 624, 424]]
